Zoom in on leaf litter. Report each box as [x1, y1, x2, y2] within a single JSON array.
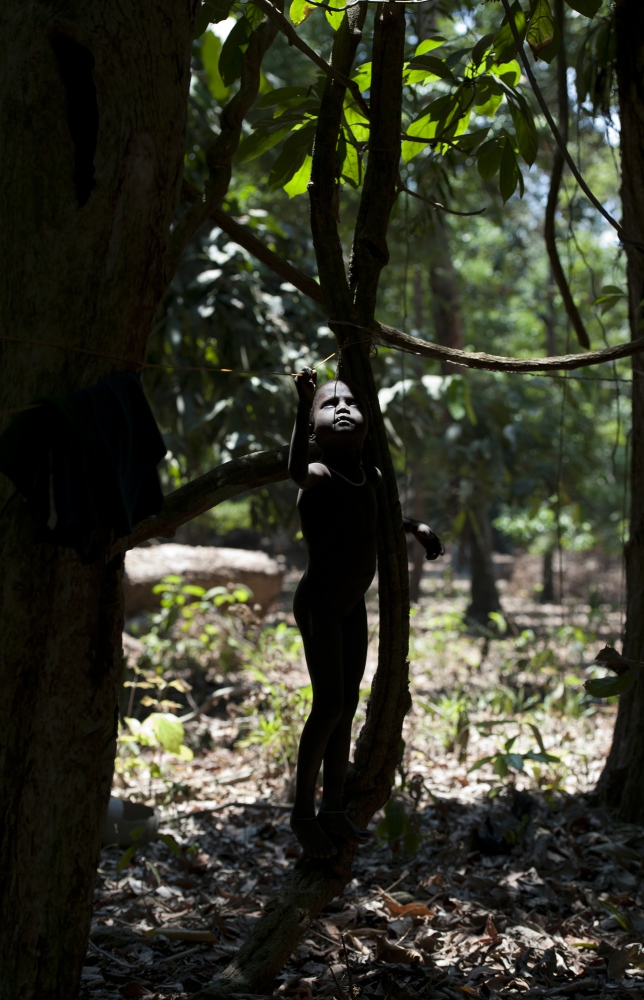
[[83, 558, 644, 1000]]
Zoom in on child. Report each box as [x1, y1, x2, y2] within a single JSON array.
[[288, 367, 444, 858]]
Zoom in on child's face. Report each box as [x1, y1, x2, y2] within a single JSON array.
[[311, 381, 368, 452]]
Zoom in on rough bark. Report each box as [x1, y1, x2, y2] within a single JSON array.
[[0, 3, 196, 997], [596, 0, 644, 822]]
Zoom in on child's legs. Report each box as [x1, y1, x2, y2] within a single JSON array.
[[293, 578, 344, 817], [321, 598, 368, 812]]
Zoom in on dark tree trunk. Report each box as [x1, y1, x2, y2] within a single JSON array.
[[596, 0, 644, 821], [426, 215, 503, 623], [0, 4, 195, 997], [465, 505, 502, 625], [540, 549, 555, 604]]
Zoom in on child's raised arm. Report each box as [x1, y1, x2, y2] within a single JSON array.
[[289, 367, 317, 486]]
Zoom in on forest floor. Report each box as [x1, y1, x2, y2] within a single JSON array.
[[83, 557, 644, 1000]]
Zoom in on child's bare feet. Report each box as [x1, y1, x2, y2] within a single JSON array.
[[318, 810, 371, 844], [290, 814, 338, 858]]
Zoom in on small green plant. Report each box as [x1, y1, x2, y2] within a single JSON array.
[[469, 721, 561, 796], [116, 712, 194, 790], [418, 689, 470, 760], [238, 665, 312, 767]]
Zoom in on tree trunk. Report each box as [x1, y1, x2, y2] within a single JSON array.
[[540, 549, 555, 604], [0, 4, 195, 997], [466, 505, 502, 626], [426, 215, 503, 622], [596, 0, 644, 821]]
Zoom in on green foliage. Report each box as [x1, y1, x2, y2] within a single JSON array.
[[238, 656, 313, 768]]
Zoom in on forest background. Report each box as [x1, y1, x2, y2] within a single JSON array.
[[2, 0, 644, 999]]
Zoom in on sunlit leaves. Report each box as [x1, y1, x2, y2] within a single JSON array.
[[325, 2, 345, 30], [268, 124, 316, 190], [491, 1, 526, 64], [289, 0, 316, 26], [352, 61, 372, 93], [527, 0, 558, 61], [235, 125, 291, 163], [343, 99, 369, 143], [474, 78, 504, 118], [403, 89, 472, 163], [201, 32, 229, 104], [283, 155, 312, 197], [404, 37, 450, 85]]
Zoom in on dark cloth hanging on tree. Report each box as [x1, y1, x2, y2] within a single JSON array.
[[0, 371, 166, 562]]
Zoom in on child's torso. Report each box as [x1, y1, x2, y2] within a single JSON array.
[[297, 472, 378, 605]]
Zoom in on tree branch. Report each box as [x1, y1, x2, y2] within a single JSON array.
[[251, 0, 371, 119], [373, 321, 644, 372], [164, 10, 279, 283], [349, 1, 406, 327], [544, 0, 590, 349], [181, 179, 325, 304], [118, 446, 290, 552], [181, 200, 644, 373], [308, 2, 367, 329]]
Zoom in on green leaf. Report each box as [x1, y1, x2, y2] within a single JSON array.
[[117, 845, 138, 872], [505, 753, 525, 772], [490, 59, 522, 85], [255, 86, 310, 109], [219, 16, 253, 87], [474, 77, 504, 118], [339, 131, 362, 187], [415, 36, 446, 57], [352, 61, 371, 92], [527, 0, 556, 59], [471, 32, 495, 69], [585, 671, 633, 698], [344, 100, 369, 143], [499, 137, 519, 202], [235, 125, 291, 163], [564, 0, 601, 16], [406, 54, 455, 85], [492, 1, 527, 63], [477, 137, 504, 180], [284, 154, 312, 197], [510, 99, 538, 165], [147, 713, 185, 755], [326, 3, 345, 30], [594, 285, 626, 314], [289, 0, 316, 25], [268, 124, 316, 190]]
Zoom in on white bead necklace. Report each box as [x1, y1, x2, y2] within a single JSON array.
[[327, 463, 366, 487]]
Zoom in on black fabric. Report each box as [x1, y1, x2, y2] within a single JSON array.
[[0, 371, 166, 562]]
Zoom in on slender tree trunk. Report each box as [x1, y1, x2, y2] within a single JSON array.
[[0, 4, 195, 997], [465, 505, 502, 625], [596, 0, 644, 821], [541, 549, 555, 603], [426, 215, 503, 622]]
